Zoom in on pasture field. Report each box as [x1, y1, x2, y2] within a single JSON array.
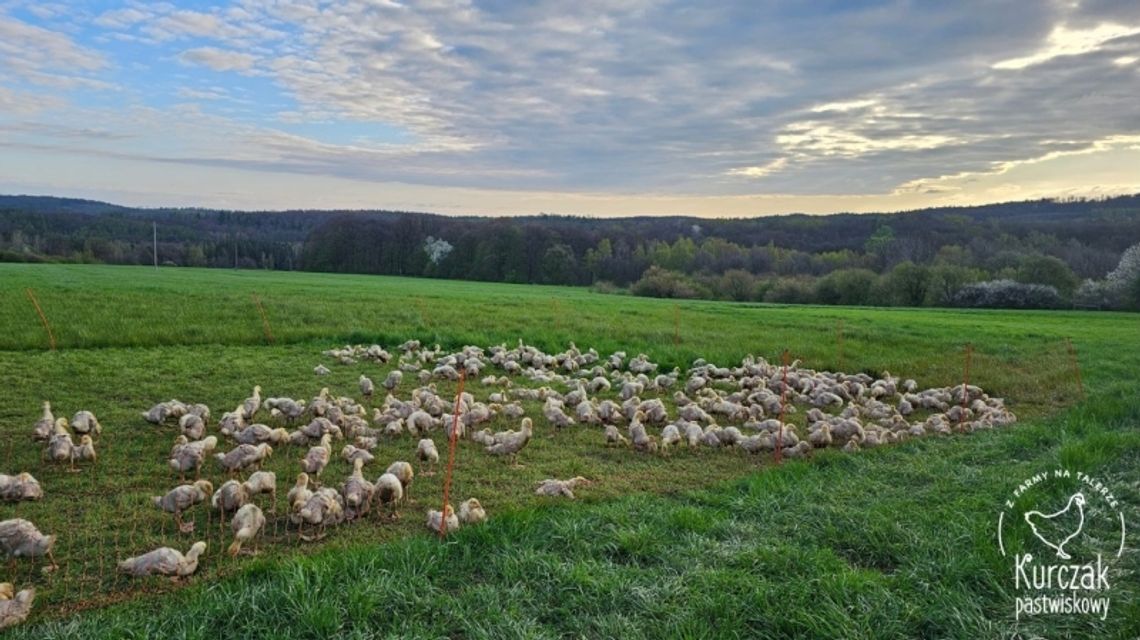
[[0, 263, 1138, 639]]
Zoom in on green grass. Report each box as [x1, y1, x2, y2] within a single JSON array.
[[1, 263, 1138, 639]]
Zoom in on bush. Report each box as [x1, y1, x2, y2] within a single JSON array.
[[952, 279, 1064, 309], [590, 280, 625, 295], [763, 278, 815, 304], [1073, 242, 1140, 309], [814, 268, 878, 306], [1014, 254, 1079, 297], [630, 266, 705, 299]]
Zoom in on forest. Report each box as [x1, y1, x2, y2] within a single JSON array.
[[2, 194, 1139, 310]]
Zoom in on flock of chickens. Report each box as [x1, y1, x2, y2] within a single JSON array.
[[0, 338, 1017, 629]]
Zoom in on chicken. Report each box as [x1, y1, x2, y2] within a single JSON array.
[[152, 480, 213, 533], [70, 411, 101, 437], [385, 461, 415, 503], [341, 458, 375, 520], [808, 424, 833, 448], [141, 402, 170, 425], [243, 471, 277, 513], [298, 487, 344, 541], [416, 438, 440, 476], [0, 473, 43, 503], [73, 435, 96, 465], [178, 413, 206, 441], [234, 423, 289, 446], [604, 424, 629, 447], [373, 472, 404, 520], [0, 519, 56, 570], [241, 385, 262, 421], [359, 375, 374, 399], [286, 473, 313, 522], [1024, 493, 1086, 560], [32, 401, 54, 442], [383, 370, 403, 391], [118, 541, 206, 578], [228, 504, 265, 556], [212, 480, 251, 525], [484, 417, 532, 467], [43, 420, 78, 471], [542, 399, 575, 435], [426, 504, 459, 535], [458, 498, 486, 525], [340, 444, 375, 466], [300, 434, 333, 482], [169, 435, 218, 481], [215, 443, 273, 477], [0, 586, 34, 630], [535, 477, 590, 499], [660, 424, 682, 455]]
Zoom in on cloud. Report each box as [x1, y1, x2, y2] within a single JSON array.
[[993, 22, 1140, 69], [726, 158, 788, 178], [177, 47, 257, 72]]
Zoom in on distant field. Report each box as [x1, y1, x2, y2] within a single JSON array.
[[1, 263, 1138, 639]]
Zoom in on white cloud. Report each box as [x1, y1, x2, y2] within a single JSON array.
[[726, 158, 788, 178], [993, 22, 1140, 70]]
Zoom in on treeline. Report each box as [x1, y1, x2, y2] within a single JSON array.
[[2, 194, 1140, 310]]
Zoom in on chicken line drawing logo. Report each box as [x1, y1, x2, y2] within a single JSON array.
[[997, 469, 1126, 623], [1023, 492, 1085, 560]]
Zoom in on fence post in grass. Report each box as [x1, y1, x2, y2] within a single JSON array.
[[1064, 337, 1085, 401], [673, 304, 680, 347], [958, 343, 973, 431], [25, 288, 57, 351], [775, 349, 789, 464], [836, 320, 844, 371], [439, 370, 466, 540], [252, 293, 275, 344]]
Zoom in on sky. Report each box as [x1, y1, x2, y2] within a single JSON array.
[[0, 0, 1139, 217]]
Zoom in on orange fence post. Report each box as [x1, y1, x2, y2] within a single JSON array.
[[836, 320, 845, 371], [252, 293, 274, 344], [673, 304, 681, 346], [25, 288, 56, 351], [1065, 338, 1085, 401], [439, 370, 466, 540], [775, 349, 789, 464], [958, 343, 973, 429]]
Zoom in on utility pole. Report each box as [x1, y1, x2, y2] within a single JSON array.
[[153, 221, 158, 269]]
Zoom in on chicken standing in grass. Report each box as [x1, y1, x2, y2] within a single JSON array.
[[153, 480, 213, 533], [359, 375, 374, 399], [243, 471, 277, 513], [484, 417, 532, 467], [342, 458, 375, 520], [373, 472, 404, 520], [169, 436, 217, 481], [287, 473, 313, 523], [300, 434, 333, 483], [416, 438, 439, 476], [298, 487, 344, 541], [32, 402, 54, 442], [228, 504, 265, 556], [212, 480, 250, 527], [215, 443, 273, 477], [241, 385, 262, 421], [118, 541, 207, 579], [0, 586, 35, 630]]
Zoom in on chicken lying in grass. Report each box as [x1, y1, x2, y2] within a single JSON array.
[[0, 473, 42, 503], [426, 504, 459, 534], [458, 498, 486, 525], [0, 585, 35, 630], [535, 477, 591, 500], [0, 519, 56, 572], [118, 541, 206, 579]]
